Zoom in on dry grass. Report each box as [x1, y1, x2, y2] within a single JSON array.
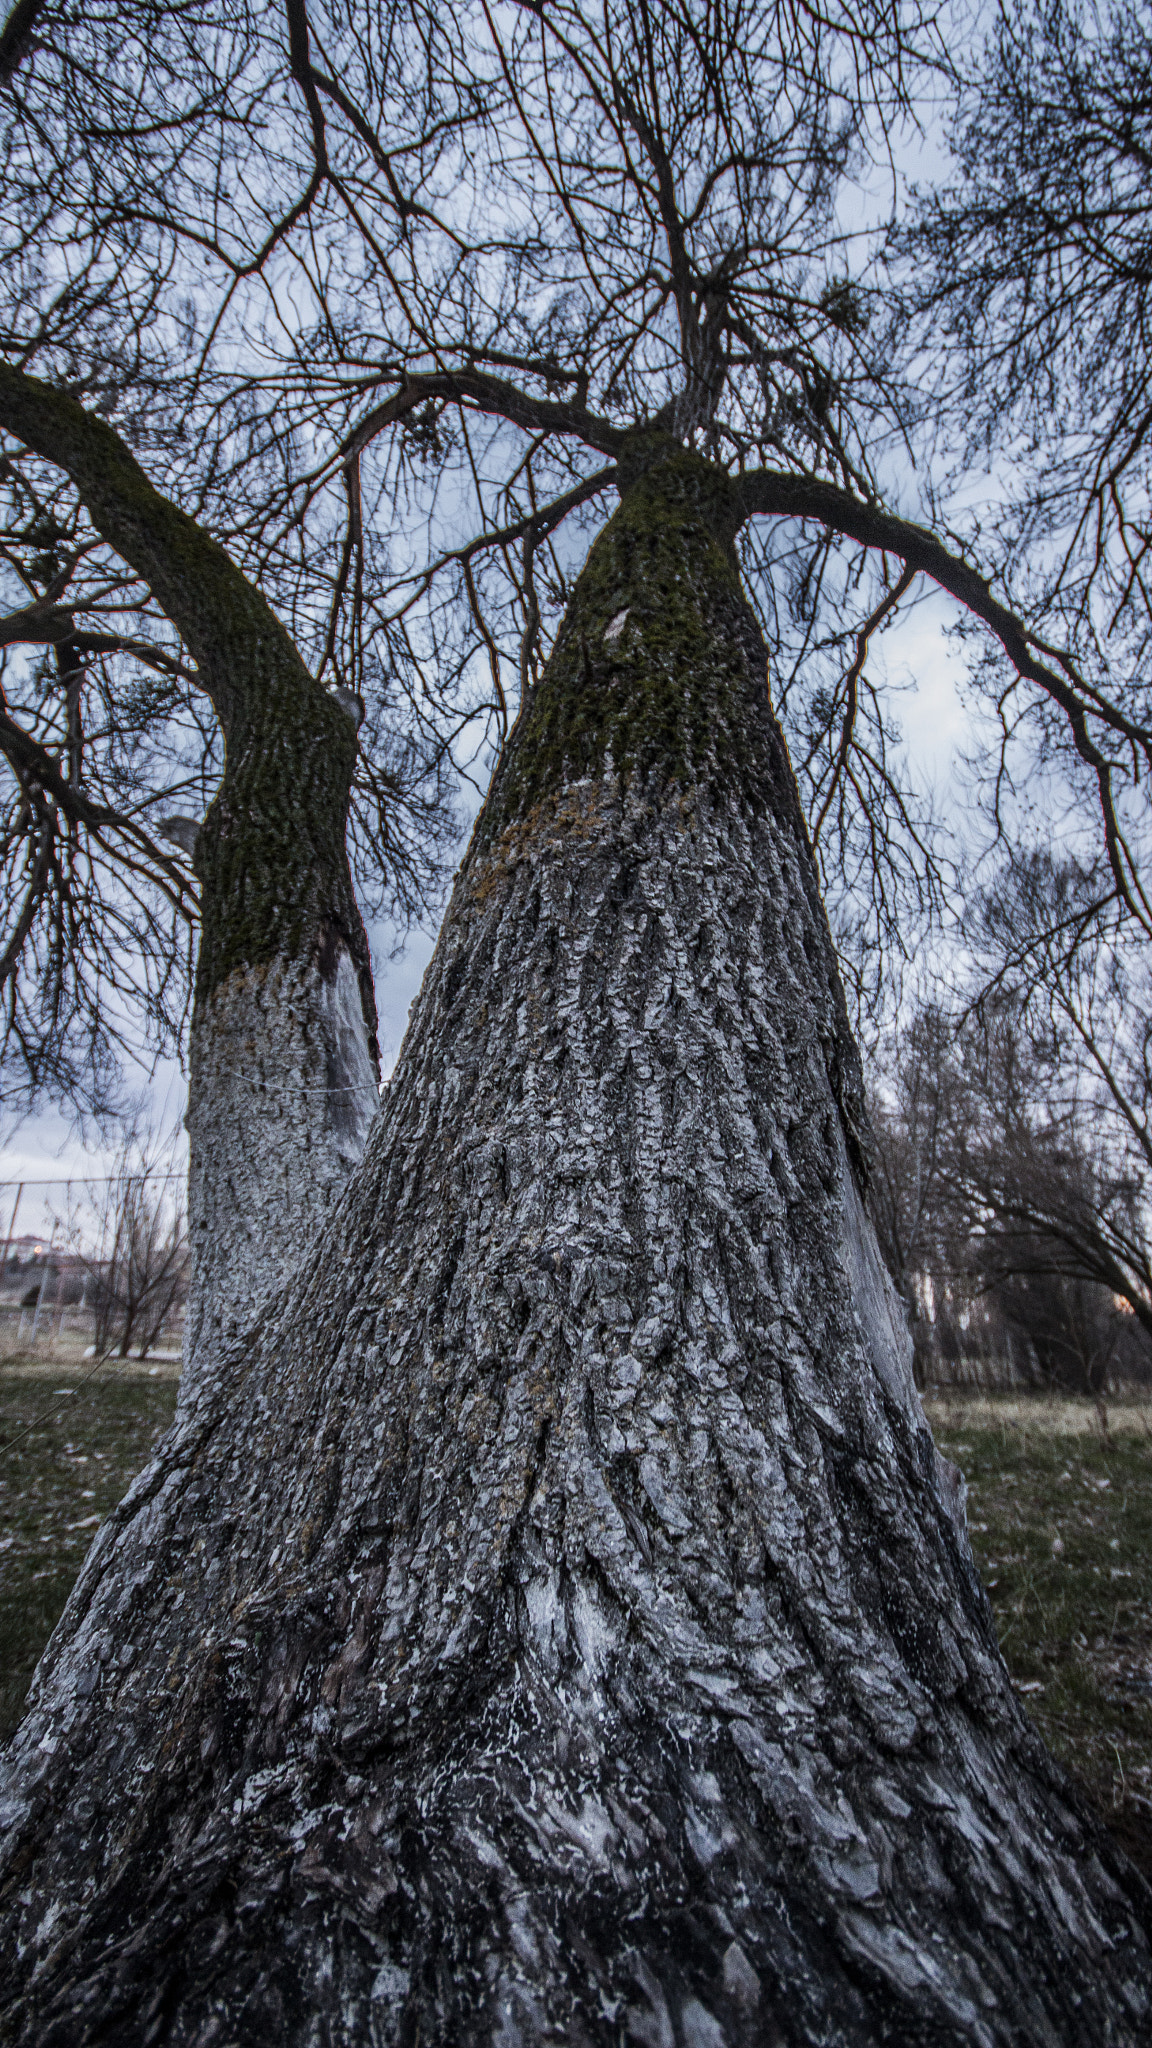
[[925, 1388, 1152, 1438], [0, 1307, 182, 1370]]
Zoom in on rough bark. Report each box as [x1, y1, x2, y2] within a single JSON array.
[[0, 368, 380, 1386], [2, 443, 1149, 2046], [182, 935, 379, 1384]]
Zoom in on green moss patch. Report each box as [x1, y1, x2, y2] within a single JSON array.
[[481, 446, 769, 846]]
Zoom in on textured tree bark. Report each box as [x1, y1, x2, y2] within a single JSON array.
[[0, 368, 380, 1390], [1, 442, 1149, 2045], [181, 920, 379, 1389]]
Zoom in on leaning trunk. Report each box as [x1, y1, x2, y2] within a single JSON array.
[[0, 368, 381, 1396], [0, 443, 1148, 2046], [180, 641, 380, 1391]]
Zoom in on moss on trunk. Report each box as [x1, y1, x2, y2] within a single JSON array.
[[481, 442, 767, 845], [478, 437, 871, 1192], [192, 665, 366, 1012]]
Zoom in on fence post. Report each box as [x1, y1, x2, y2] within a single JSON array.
[[1, 1182, 22, 1350], [1, 1182, 23, 1268], [28, 1223, 58, 1347]]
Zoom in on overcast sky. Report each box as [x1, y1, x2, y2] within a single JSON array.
[[0, 52, 998, 1222]]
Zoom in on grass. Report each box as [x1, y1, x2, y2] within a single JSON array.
[[927, 1390, 1152, 1880], [0, 1354, 179, 1738], [2, 1364, 1149, 1886]]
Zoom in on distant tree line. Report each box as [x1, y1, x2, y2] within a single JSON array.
[[869, 854, 1152, 1395], [861, 0, 1152, 1402]]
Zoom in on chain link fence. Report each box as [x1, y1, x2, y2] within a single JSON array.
[[1, 1168, 187, 1365]]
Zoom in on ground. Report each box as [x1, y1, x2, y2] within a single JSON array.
[[2, 1356, 1149, 1881], [0, 1349, 179, 1738], [926, 1389, 1152, 1878]]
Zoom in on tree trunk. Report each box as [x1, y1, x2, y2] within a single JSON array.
[[0, 369, 381, 1393], [180, 656, 381, 1390], [1, 442, 1148, 2046]]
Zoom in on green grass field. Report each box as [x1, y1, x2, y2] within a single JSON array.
[[2, 1363, 1149, 1880], [0, 1357, 179, 1737], [927, 1392, 1152, 1880]]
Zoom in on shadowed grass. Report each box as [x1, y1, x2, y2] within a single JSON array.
[[928, 1392, 1152, 1879], [0, 1359, 179, 1739]]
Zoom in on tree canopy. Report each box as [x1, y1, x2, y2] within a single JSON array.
[[907, 0, 1152, 652], [5, 0, 1152, 1116]]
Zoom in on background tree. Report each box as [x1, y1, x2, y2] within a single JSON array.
[[0, 367, 391, 1390], [898, 0, 1152, 938], [70, 1111, 191, 1362], [958, 856, 1152, 1385], [868, 862, 1152, 1391]]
